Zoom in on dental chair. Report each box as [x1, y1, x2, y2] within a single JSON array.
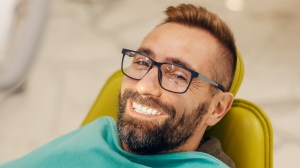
[[81, 51, 273, 168]]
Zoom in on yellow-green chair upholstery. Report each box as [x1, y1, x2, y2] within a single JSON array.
[[82, 51, 273, 168]]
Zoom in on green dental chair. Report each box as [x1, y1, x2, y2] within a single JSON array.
[[81, 51, 273, 168]]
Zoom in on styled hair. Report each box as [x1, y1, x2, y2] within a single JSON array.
[[161, 4, 237, 92]]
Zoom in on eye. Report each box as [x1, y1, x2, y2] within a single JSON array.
[[135, 59, 150, 66], [172, 72, 188, 81], [131, 55, 151, 69], [164, 65, 190, 82]]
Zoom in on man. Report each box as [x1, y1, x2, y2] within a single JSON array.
[[1, 4, 237, 168]]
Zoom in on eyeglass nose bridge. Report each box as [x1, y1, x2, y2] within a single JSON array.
[[142, 58, 164, 84]]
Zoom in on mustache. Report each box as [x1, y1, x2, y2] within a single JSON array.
[[121, 89, 176, 118]]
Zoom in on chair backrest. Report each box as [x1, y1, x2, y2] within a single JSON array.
[[207, 99, 273, 167], [81, 52, 273, 168]]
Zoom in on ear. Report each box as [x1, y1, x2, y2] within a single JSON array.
[[206, 92, 234, 126]]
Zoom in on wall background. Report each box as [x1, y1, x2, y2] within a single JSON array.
[[0, 0, 299, 167]]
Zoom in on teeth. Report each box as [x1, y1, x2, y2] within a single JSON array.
[[137, 104, 142, 111], [146, 108, 152, 114], [132, 102, 160, 115], [141, 106, 147, 113]]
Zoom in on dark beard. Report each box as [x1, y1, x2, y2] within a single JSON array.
[[117, 89, 208, 154]]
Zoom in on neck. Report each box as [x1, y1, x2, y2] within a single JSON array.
[[166, 124, 207, 153]]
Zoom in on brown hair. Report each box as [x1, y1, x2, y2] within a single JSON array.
[[161, 4, 237, 92]]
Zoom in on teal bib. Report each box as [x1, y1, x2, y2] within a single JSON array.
[[1, 117, 228, 168]]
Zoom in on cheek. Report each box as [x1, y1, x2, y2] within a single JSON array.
[[181, 92, 202, 113], [170, 94, 195, 115], [121, 77, 136, 94]]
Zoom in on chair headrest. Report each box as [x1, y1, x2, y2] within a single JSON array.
[[229, 50, 244, 96]]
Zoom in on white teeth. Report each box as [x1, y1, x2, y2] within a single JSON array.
[[132, 102, 160, 115], [141, 106, 147, 113], [137, 104, 142, 111], [153, 110, 160, 115], [146, 108, 152, 114]]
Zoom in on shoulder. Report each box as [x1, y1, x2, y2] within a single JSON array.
[[0, 117, 118, 168], [198, 136, 235, 167]]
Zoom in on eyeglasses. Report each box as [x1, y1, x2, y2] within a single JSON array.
[[121, 48, 225, 94]]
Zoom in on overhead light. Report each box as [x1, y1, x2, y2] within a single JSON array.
[[225, 0, 244, 11]]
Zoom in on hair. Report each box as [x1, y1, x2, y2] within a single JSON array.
[[161, 4, 237, 92]]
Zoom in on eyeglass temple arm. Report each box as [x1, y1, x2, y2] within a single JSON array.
[[197, 74, 225, 92]]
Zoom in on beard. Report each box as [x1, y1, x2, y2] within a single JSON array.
[[117, 89, 208, 154]]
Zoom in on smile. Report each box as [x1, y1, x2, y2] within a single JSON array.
[[132, 102, 161, 116]]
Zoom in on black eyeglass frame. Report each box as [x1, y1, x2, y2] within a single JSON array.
[[121, 48, 225, 93]]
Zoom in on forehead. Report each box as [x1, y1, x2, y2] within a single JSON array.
[[139, 23, 219, 75]]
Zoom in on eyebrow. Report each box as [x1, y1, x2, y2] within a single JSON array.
[[136, 47, 196, 72], [137, 47, 155, 59], [165, 57, 195, 71]]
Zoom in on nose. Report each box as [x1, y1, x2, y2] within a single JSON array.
[[136, 67, 162, 97]]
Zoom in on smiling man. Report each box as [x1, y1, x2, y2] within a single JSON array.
[[117, 4, 236, 156], [1, 4, 237, 168]]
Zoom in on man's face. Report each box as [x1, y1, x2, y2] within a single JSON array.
[[118, 23, 220, 154]]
